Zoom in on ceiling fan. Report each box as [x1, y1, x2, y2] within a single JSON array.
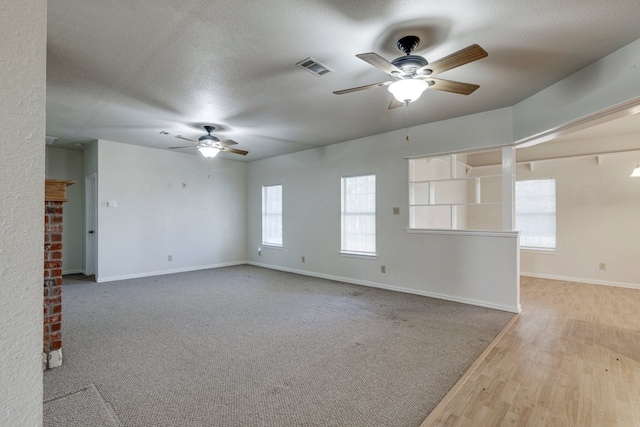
[[334, 36, 488, 109], [165, 126, 248, 158]]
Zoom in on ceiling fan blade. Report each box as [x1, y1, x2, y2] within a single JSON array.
[[175, 135, 198, 142], [220, 147, 248, 156], [356, 52, 403, 75], [388, 97, 406, 110], [426, 77, 480, 95], [418, 44, 488, 76], [333, 81, 392, 95], [218, 139, 238, 147], [168, 145, 198, 149]]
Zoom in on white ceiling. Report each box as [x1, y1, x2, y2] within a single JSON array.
[[46, 0, 640, 161]]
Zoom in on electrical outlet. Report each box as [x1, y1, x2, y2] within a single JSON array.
[[393, 207, 400, 215], [168, 255, 172, 261], [599, 262, 606, 271], [302, 256, 305, 263], [381, 265, 386, 273]]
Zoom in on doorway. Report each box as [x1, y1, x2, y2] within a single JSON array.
[[84, 173, 97, 277]]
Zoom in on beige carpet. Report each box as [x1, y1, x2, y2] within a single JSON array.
[[44, 265, 513, 427], [44, 383, 122, 427]]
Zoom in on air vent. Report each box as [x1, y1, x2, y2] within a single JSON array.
[[296, 57, 334, 77]]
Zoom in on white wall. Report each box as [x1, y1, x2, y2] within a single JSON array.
[[46, 147, 84, 273], [96, 140, 247, 282], [464, 143, 640, 288], [247, 108, 521, 312], [518, 149, 640, 288], [514, 39, 640, 142], [0, 0, 46, 425]]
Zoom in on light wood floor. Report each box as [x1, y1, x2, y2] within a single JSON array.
[[422, 276, 640, 427]]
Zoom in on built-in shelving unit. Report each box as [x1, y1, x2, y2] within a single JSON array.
[[409, 153, 504, 230]]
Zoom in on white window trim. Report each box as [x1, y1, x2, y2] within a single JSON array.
[[515, 178, 557, 250], [262, 184, 283, 247], [341, 174, 377, 256]]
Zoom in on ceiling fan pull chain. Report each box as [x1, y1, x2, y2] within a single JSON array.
[[405, 101, 411, 142]]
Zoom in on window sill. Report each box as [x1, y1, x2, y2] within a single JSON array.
[[339, 251, 378, 260], [406, 228, 519, 238], [261, 244, 283, 250], [521, 247, 558, 254]]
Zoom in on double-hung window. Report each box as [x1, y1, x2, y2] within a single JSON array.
[[341, 174, 376, 256], [262, 184, 283, 247], [515, 178, 556, 249]]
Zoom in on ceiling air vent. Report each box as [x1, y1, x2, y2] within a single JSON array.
[[296, 57, 334, 77]]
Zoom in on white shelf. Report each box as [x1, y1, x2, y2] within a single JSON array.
[[410, 202, 502, 207], [409, 174, 502, 184]]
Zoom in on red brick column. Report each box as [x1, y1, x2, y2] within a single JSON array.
[[44, 200, 63, 369]]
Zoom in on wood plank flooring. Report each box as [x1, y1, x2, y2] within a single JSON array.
[[422, 276, 640, 427]]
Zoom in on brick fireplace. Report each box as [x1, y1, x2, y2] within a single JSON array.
[[43, 179, 74, 370]]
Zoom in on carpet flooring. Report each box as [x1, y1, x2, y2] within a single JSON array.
[[44, 265, 513, 427], [44, 383, 121, 427]]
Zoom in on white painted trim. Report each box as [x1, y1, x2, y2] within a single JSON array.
[[338, 252, 378, 260], [43, 349, 62, 370], [96, 261, 247, 283], [249, 261, 521, 313], [521, 272, 640, 290], [407, 228, 520, 239]]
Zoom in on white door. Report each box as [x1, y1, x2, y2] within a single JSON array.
[[84, 173, 97, 277]]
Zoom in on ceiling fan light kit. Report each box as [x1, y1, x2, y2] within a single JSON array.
[[198, 146, 220, 158], [631, 162, 640, 177], [388, 79, 429, 103]]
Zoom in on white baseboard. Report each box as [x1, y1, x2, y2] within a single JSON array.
[[521, 272, 640, 290], [249, 261, 520, 313], [62, 269, 83, 275], [96, 261, 248, 283], [43, 349, 62, 370]]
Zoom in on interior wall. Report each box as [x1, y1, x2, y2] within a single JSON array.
[[465, 144, 640, 288], [0, 0, 46, 425], [518, 149, 640, 288], [513, 38, 640, 142], [46, 147, 84, 273], [247, 108, 521, 313], [96, 140, 248, 282]]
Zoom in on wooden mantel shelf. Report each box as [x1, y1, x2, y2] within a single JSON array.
[[45, 179, 75, 202]]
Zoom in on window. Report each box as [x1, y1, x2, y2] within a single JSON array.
[[515, 178, 556, 249], [341, 174, 376, 255], [262, 184, 282, 246]]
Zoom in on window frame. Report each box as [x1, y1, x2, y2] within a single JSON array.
[[340, 173, 377, 257], [515, 178, 557, 250], [261, 184, 283, 247]]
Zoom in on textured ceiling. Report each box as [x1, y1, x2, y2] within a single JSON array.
[[46, 0, 640, 160]]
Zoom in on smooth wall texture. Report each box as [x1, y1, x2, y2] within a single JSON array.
[[514, 39, 640, 142], [46, 147, 85, 273], [247, 109, 521, 312], [518, 149, 640, 288], [96, 141, 247, 282], [0, 0, 46, 425]]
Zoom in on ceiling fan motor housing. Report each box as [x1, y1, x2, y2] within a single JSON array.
[[199, 134, 220, 143], [391, 55, 429, 76]]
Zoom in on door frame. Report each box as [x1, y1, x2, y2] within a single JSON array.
[[84, 172, 97, 278]]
